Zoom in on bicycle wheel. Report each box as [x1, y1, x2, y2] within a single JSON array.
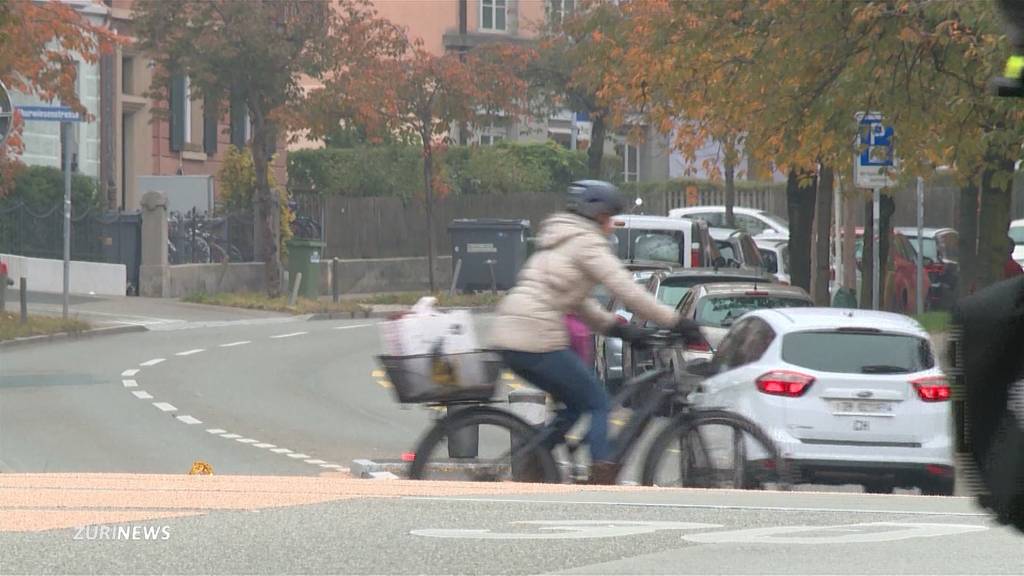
[[408, 406, 560, 483], [641, 409, 790, 490]]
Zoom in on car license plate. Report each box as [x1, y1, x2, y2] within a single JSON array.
[[831, 400, 894, 415]]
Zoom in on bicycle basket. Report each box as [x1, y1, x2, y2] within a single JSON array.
[[377, 351, 503, 404]]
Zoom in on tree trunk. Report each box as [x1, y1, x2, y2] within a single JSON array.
[[861, 198, 874, 309], [786, 168, 816, 293], [957, 179, 980, 298], [811, 165, 834, 306], [976, 158, 1016, 290], [724, 148, 736, 229], [587, 112, 607, 179], [879, 193, 895, 310], [250, 108, 282, 297], [423, 141, 437, 293]]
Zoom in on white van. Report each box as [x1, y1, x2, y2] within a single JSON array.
[[609, 214, 723, 268]]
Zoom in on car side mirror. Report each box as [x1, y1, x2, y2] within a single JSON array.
[[685, 358, 716, 377]]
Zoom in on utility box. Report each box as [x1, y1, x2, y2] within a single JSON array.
[[99, 212, 142, 295], [448, 219, 530, 293]]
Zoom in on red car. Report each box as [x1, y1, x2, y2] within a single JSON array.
[[854, 228, 921, 315]]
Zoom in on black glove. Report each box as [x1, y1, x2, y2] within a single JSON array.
[[674, 317, 703, 343], [606, 322, 650, 343]]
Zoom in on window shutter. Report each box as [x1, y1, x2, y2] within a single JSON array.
[[169, 73, 186, 152], [229, 93, 246, 149], [203, 95, 219, 155]]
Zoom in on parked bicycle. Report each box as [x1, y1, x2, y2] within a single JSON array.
[[380, 329, 790, 488], [167, 210, 243, 264]]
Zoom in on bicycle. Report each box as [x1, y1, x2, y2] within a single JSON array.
[[388, 331, 790, 488]]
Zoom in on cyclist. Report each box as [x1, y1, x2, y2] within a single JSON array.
[[490, 180, 701, 484]]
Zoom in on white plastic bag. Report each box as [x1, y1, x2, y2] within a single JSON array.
[[378, 298, 478, 357]]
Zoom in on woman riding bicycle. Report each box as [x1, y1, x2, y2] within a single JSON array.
[[490, 180, 701, 484]]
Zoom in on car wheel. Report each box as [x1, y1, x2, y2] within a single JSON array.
[[920, 477, 955, 496], [863, 480, 893, 494]]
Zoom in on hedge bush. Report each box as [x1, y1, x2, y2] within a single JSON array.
[[4, 165, 101, 211]]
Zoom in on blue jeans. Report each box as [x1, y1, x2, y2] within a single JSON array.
[[500, 349, 612, 461]]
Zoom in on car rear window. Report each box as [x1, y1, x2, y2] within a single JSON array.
[[782, 331, 934, 373], [1011, 226, 1024, 245], [695, 295, 811, 327], [759, 249, 779, 273], [612, 230, 683, 264]]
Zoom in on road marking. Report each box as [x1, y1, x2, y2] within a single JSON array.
[[412, 521, 718, 540], [320, 464, 347, 470], [152, 402, 177, 412], [253, 443, 276, 449], [176, 415, 202, 425], [206, 428, 227, 435], [681, 522, 989, 544], [140, 358, 165, 367], [371, 370, 385, 378], [332, 323, 376, 331], [131, 391, 153, 400], [402, 497, 990, 518], [219, 341, 251, 348], [304, 459, 327, 465], [286, 453, 311, 459], [376, 380, 392, 389], [270, 448, 293, 454], [236, 438, 259, 444], [220, 433, 243, 440], [175, 349, 205, 356], [121, 369, 139, 377], [270, 331, 307, 339], [122, 379, 138, 388]]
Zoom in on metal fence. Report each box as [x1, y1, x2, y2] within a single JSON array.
[[167, 208, 255, 264], [0, 201, 120, 262]]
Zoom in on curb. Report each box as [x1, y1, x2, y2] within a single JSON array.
[[308, 310, 375, 321], [350, 458, 409, 479], [0, 324, 149, 349]]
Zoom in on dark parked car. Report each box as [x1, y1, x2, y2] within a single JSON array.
[[895, 227, 959, 310], [596, 267, 775, 390]]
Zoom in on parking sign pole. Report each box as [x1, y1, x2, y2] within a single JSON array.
[[61, 121, 72, 319], [872, 187, 880, 311]]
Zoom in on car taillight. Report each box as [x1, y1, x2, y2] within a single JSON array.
[[686, 339, 711, 352], [691, 248, 701, 267], [925, 262, 945, 276], [912, 376, 950, 402], [756, 370, 815, 397]]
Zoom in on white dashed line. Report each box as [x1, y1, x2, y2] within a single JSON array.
[[176, 415, 202, 425], [132, 391, 153, 400], [175, 349, 205, 356], [270, 331, 307, 339], [206, 428, 227, 435], [320, 464, 347, 470], [253, 443, 276, 449], [332, 323, 376, 331], [121, 369, 139, 377], [270, 448, 292, 454], [140, 358, 165, 367], [219, 341, 251, 348], [286, 453, 311, 459], [236, 438, 259, 444], [304, 459, 327, 465], [220, 433, 243, 440], [152, 402, 177, 412], [122, 379, 137, 388]]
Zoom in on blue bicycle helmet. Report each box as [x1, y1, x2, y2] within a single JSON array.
[[566, 180, 626, 221]]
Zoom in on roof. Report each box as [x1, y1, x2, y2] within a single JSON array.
[[894, 227, 957, 238], [751, 307, 928, 336], [670, 206, 768, 216], [755, 237, 788, 248], [611, 214, 696, 231], [709, 227, 740, 240], [659, 268, 770, 281], [1012, 219, 1024, 227], [694, 282, 812, 299]]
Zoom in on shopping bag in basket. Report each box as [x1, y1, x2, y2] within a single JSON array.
[[378, 297, 478, 357]]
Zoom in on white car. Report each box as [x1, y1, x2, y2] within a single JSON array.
[[668, 206, 789, 239], [689, 307, 953, 495], [755, 237, 791, 284], [1011, 219, 1024, 265]]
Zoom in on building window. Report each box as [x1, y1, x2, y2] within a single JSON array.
[[548, 0, 575, 24], [623, 143, 639, 182], [121, 56, 134, 95], [478, 121, 506, 146], [481, 0, 507, 32]]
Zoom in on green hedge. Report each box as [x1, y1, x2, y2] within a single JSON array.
[[288, 141, 598, 197], [5, 165, 101, 210]]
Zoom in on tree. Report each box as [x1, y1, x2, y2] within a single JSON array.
[[134, 0, 396, 296], [311, 36, 531, 292], [527, 0, 626, 179], [0, 0, 121, 196]]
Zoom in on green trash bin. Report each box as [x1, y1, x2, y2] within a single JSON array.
[[285, 239, 325, 300], [832, 286, 858, 308]]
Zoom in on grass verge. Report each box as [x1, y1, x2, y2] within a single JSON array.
[[0, 312, 91, 341], [182, 292, 369, 315], [913, 311, 951, 334]]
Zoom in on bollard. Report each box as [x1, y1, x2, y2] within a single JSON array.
[[332, 258, 340, 303], [486, 259, 497, 294], [449, 258, 462, 297], [508, 388, 548, 478], [19, 277, 27, 324], [288, 272, 302, 307], [446, 404, 480, 459]]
